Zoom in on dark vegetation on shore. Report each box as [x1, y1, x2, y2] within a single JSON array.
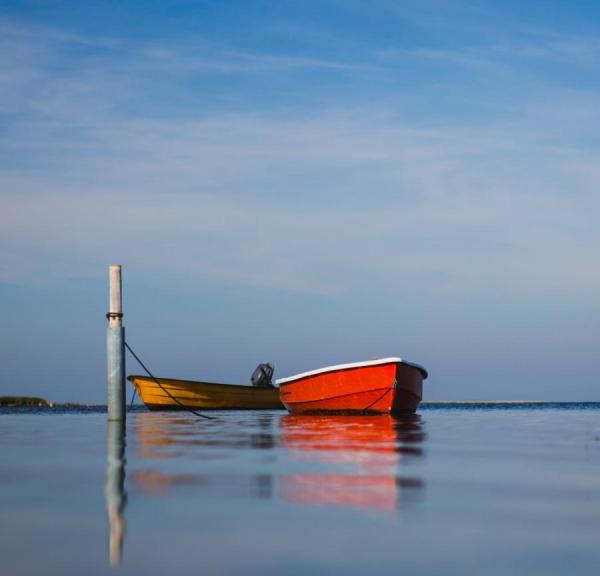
[[0, 396, 92, 408]]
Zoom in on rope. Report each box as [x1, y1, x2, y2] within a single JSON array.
[[124, 341, 214, 420], [362, 386, 393, 412], [129, 386, 136, 407]]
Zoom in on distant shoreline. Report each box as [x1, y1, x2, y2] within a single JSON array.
[[1, 396, 593, 409], [423, 400, 550, 405]]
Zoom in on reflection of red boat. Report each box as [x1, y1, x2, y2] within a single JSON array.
[[279, 415, 424, 510], [283, 473, 399, 510], [276, 357, 428, 414]]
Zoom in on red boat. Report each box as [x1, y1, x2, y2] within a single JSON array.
[[276, 357, 428, 415]]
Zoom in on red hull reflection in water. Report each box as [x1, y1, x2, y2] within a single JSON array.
[[279, 415, 424, 510]]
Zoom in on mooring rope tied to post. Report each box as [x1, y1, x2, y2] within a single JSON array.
[[124, 341, 214, 420]]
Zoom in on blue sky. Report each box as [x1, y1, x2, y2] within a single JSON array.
[[1, 1, 599, 402]]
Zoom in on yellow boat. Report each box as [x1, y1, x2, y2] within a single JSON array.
[[128, 375, 284, 411]]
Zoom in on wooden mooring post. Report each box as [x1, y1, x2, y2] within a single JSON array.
[[107, 265, 126, 421]]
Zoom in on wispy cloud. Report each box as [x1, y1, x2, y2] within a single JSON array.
[[1, 18, 600, 301], [2, 108, 599, 300], [0, 17, 373, 94], [378, 31, 600, 74], [138, 46, 377, 74]]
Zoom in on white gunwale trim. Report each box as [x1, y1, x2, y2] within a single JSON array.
[[276, 357, 427, 385]]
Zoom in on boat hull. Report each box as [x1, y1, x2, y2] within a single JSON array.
[[128, 375, 284, 410], [278, 360, 425, 415]]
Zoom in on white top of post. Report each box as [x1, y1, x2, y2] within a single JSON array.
[[108, 265, 123, 327]]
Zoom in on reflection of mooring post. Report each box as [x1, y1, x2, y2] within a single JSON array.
[[107, 265, 125, 422], [105, 419, 127, 567]]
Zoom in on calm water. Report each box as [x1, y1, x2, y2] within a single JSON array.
[[1, 404, 600, 575]]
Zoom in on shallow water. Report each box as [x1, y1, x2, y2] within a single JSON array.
[[1, 404, 600, 575]]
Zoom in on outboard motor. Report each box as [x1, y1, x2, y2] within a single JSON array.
[[251, 363, 275, 388]]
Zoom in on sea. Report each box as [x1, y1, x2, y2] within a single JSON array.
[[1, 403, 599, 576]]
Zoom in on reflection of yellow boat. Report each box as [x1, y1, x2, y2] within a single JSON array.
[[127, 375, 284, 410]]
